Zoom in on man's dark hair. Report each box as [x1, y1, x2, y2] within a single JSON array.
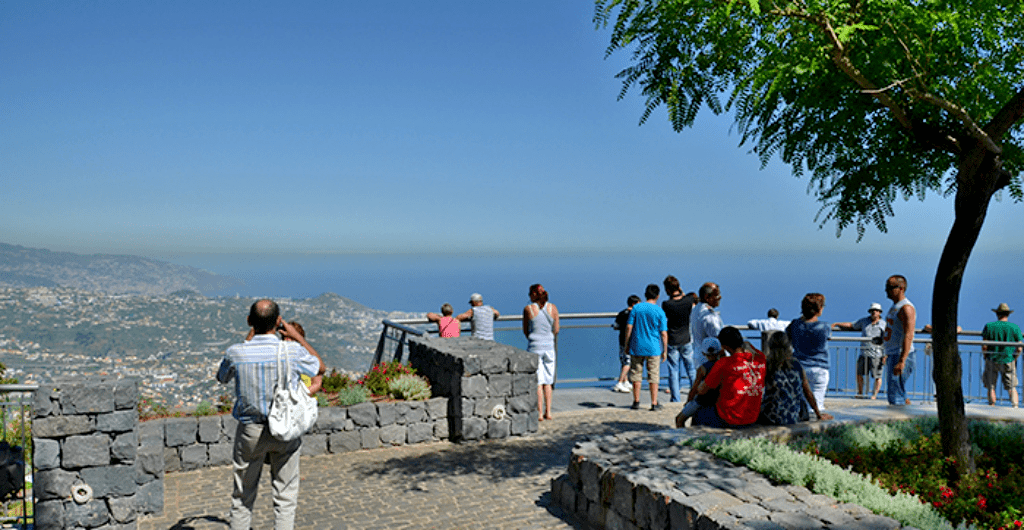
[[718, 326, 744, 350], [767, 308, 780, 319], [248, 299, 280, 334], [645, 284, 660, 300], [663, 275, 681, 296], [627, 294, 641, 306]]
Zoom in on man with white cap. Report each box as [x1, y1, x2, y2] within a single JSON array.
[[982, 303, 1023, 407], [833, 303, 887, 399], [457, 293, 500, 340]]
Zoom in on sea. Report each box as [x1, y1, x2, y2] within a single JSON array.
[[171, 249, 1022, 397]]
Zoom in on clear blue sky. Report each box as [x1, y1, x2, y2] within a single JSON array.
[[3, 1, 1021, 259]]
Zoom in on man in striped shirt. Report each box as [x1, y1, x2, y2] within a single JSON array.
[[217, 299, 324, 530]]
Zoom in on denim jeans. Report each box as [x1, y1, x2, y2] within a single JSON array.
[[666, 342, 696, 402], [886, 353, 914, 405]]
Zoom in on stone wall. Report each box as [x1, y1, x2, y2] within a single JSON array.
[[32, 378, 149, 530], [406, 336, 539, 441]]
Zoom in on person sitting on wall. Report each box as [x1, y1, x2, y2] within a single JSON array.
[[675, 337, 724, 428], [758, 332, 833, 425], [692, 327, 766, 428], [426, 303, 465, 338]]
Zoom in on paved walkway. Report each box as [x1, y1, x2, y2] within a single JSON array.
[[139, 388, 1024, 530]]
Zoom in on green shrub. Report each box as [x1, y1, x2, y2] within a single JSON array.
[[335, 386, 368, 406], [686, 436, 952, 530], [321, 369, 356, 393], [0, 363, 18, 385], [359, 361, 416, 397], [315, 393, 329, 408], [194, 401, 215, 416], [388, 374, 431, 401], [217, 393, 233, 414], [138, 397, 171, 421]]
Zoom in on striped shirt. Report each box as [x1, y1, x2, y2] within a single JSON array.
[[217, 334, 320, 424]]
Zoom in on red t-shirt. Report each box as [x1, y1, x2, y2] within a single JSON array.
[[703, 348, 767, 426]]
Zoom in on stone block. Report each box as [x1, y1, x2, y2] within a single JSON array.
[[97, 410, 137, 433], [62, 383, 115, 414], [487, 418, 511, 439], [329, 431, 361, 453], [407, 422, 433, 444], [34, 438, 61, 470], [509, 352, 538, 373], [474, 397, 504, 419], [634, 483, 669, 530], [138, 421, 163, 448], [164, 417, 198, 447], [314, 406, 348, 432], [380, 424, 406, 445], [587, 498, 608, 528], [426, 397, 448, 419], [461, 417, 487, 441], [580, 459, 602, 502], [108, 495, 137, 523], [163, 447, 180, 473], [197, 416, 221, 443], [113, 378, 139, 410], [512, 373, 536, 396], [221, 414, 239, 441], [208, 442, 233, 467], [377, 402, 397, 426], [65, 498, 110, 528], [81, 465, 138, 497], [63, 434, 111, 468], [111, 431, 138, 462], [302, 434, 327, 456], [35, 467, 79, 501], [433, 419, 449, 440], [348, 402, 378, 427], [32, 385, 54, 418], [462, 375, 488, 398], [33, 415, 93, 438], [480, 353, 508, 374], [136, 446, 164, 481], [360, 427, 381, 449], [179, 444, 208, 471], [487, 373, 512, 397], [462, 354, 482, 376], [510, 412, 530, 435], [610, 472, 635, 520], [767, 512, 830, 530], [34, 499, 64, 530], [137, 479, 164, 516]]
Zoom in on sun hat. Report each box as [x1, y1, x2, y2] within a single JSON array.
[[868, 303, 883, 313], [993, 303, 1014, 314], [469, 293, 483, 303]]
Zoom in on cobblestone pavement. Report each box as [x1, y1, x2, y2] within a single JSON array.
[[139, 402, 685, 530]]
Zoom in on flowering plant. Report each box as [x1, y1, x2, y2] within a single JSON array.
[[358, 361, 416, 397]]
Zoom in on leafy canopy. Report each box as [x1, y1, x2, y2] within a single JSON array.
[[596, 0, 1024, 238]]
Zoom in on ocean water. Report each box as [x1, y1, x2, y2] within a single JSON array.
[[171, 249, 1023, 393]]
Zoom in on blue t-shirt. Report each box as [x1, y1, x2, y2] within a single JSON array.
[[786, 318, 831, 369], [627, 302, 668, 357]]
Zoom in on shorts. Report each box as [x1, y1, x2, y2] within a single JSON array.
[[983, 358, 1018, 390], [535, 349, 556, 385], [856, 355, 884, 379], [628, 355, 660, 383], [618, 345, 629, 367]]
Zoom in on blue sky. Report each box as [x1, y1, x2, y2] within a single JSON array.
[[3, 1, 1022, 259]]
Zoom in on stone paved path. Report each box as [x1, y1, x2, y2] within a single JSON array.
[[139, 403, 685, 530]]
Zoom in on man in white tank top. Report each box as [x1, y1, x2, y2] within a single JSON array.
[[883, 275, 916, 406]]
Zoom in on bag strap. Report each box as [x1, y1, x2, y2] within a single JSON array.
[[276, 341, 291, 389]]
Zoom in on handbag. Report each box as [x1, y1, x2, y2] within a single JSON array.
[[267, 342, 318, 442]]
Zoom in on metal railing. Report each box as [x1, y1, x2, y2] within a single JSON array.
[[0, 384, 37, 529], [375, 314, 1023, 403]]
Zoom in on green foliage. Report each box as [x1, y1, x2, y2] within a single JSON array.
[[138, 397, 171, 421], [217, 393, 233, 414], [686, 436, 952, 529], [595, 0, 1024, 239], [786, 420, 1024, 529], [194, 401, 215, 417], [359, 361, 416, 397], [0, 364, 17, 385], [387, 374, 431, 401], [315, 393, 329, 408], [334, 386, 368, 407], [321, 369, 357, 393]]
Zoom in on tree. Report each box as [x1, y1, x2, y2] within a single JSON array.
[[595, 0, 1024, 480]]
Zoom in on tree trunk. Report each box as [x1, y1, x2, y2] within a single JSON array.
[[931, 144, 1003, 482]]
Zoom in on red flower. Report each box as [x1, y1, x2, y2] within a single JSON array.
[[977, 496, 987, 510]]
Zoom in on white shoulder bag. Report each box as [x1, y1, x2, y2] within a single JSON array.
[[267, 342, 318, 442]]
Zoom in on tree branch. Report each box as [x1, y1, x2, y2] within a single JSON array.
[[907, 89, 1002, 154], [984, 86, 1024, 141]]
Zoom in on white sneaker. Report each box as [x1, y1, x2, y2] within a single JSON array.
[[612, 382, 630, 393]]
